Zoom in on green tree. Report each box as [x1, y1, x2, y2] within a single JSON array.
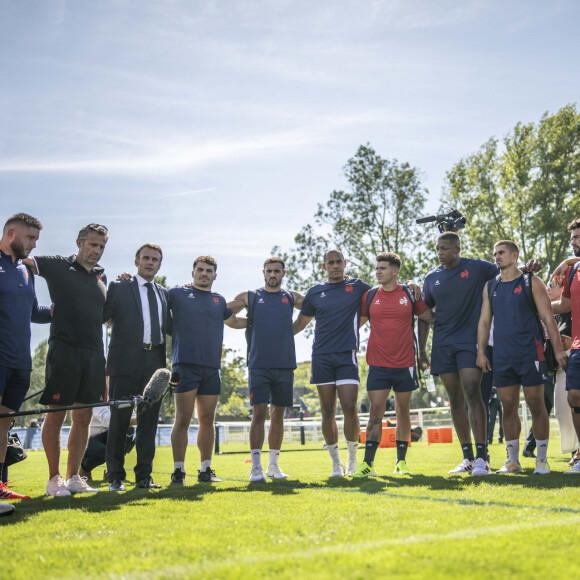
[[273, 144, 432, 290], [219, 347, 247, 405], [444, 104, 580, 271]]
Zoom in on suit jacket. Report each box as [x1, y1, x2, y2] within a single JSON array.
[[103, 277, 169, 377]]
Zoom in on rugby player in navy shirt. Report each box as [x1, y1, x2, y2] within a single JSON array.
[[293, 250, 371, 477], [0, 213, 51, 509], [477, 240, 566, 475], [229, 257, 304, 482], [169, 256, 245, 485]]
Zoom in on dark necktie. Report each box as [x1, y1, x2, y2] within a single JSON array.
[[145, 282, 161, 345]]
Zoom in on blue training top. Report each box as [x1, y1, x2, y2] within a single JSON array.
[[423, 257, 497, 347], [300, 278, 371, 355], [248, 288, 297, 369], [0, 250, 50, 369], [168, 286, 233, 368], [491, 274, 545, 365]]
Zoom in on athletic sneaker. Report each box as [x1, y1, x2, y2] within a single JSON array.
[[496, 459, 523, 474], [352, 461, 375, 478], [249, 465, 266, 482], [533, 458, 550, 475], [448, 459, 473, 474], [346, 459, 358, 477], [198, 467, 222, 483], [471, 458, 491, 476], [265, 465, 289, 479], [46, 474, 72, 497], [564, 461, 580, 474], [66, 474, 99, 493], [394, 460, 413, 475], [0, 502, 15, 517], [330, 462, 346, 477], [170, 468, 185, 485], [0, 482, 30, 500]]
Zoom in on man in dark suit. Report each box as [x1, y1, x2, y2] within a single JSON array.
[[103, 243, 168, 491]]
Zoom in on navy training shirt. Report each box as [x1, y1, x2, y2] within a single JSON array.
[[300, 278, 371, 355], [0, 250, 51, 369], [247, 288, 296, 369], [491, 274, 545, 364], [33, 255, 107, 351], [423, 257, 497, 347], [169, 285, 233, 368]]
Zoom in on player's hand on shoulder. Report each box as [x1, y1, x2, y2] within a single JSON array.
[[522, 259, 542, 274], [405, 280, 422, 301], [116, 272, 132, 281]]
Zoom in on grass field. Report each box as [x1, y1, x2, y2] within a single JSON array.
[[2, 441, 580, 579]]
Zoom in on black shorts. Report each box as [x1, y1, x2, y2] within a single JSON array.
[[40, 339, 106, 406], [0, 365, 31, 411]]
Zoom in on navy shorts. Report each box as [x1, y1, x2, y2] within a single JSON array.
[[249, 368, 294, 407], [41, 339, 106, 406], [494, 360, 548, 388], [0, 366, 31, 411], [173, 363, 220, 396], [366, 366, 419, 393], [310, 351, 359, 386], [566, 349, 580, 391], [430, 343, 478, 374]]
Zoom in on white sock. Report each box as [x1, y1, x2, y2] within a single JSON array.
[[536, 439, 549, 461], [327, 443, 340, 463], [346, 440, 359, 462], [506, 439, 519, 462], [200, 460, 211, 472], [268, 449, 280, 466], [251, 449, 262, 467], [174, 461, 185, 472]]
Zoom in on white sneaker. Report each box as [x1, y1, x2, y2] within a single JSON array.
[[564, 461, 580, 474], [346, 459, 358, 477], [265, 464, 289, 479], [330, 462, 346, 477], [448, 458, 473, 474], [471, 457, 491, 476], [533, 458, 550, 474], [496, 459, 523, 474], [0, 502, 15, 516], [46, 475, 72, 497], [249, 465, 266, 482], [66, 474, 99, 493]]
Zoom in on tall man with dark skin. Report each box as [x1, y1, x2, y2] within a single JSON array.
[[25, 224, 108, 496], [229, 257, 304, 481], [0, 213, 51, 509], [103, 243, 168, 491], [477, 241, 566, 474]]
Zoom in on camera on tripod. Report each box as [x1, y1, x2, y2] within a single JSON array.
[[415, 208, 466, 233]]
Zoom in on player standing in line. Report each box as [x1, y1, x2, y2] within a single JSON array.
[[477, 241, 566, 474], [169, 256, 245, 485], [293, 250, 371, 477], [352, 253, 434, 478], [419, 232, 499, 476], [228, 257, 303, 482]]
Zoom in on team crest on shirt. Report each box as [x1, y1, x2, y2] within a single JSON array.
[[52, 393, 60, 401], [281, 296, 289, 304], [514, 285, 522, 294], [345, 285, 354, 293], [213, 297, 220, 304], [400, 297, 408, 306], [460, 269, 469, 278]]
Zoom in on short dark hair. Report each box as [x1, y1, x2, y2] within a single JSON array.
[[4, 213, 42, 232], [193, 255, 217, 271], [567, 218, 580, 232], [135, 243, 163, 261], [494, 240, 519, 254], [264, 257, 285, 270], [376, 252, 401, 269], [78, 223, 109, 242], [323, 249, 344, 262], [437, 232, 460, 246]]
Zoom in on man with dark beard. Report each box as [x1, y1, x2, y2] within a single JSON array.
[[229, 257, 303, 482], [0, 213, 51, 508]]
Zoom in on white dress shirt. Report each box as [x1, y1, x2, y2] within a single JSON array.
[[135, 274, 164, 344]]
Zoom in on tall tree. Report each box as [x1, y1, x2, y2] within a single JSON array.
[[273, 144, 430, 290], [444, 104, 580, 270]]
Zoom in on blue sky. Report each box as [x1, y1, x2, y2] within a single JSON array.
[[1, 0, 578, 362]]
